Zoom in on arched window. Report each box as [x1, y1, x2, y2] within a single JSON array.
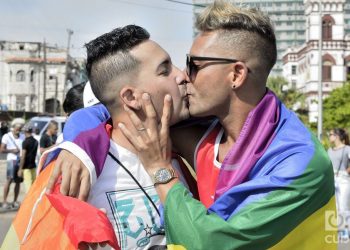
[[322, 15, 335, 40], [30, 70, 35, 82], [322, 54, 335, 81], [16, 70, 25, 82]]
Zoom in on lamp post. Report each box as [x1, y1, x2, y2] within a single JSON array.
[[317, 1, 323, 141]]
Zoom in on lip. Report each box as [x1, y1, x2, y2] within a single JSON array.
[[183, 95, 189, 107]]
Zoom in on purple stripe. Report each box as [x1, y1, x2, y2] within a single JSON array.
[[215, 90, 280, 198], [73, 121, 110, 177]]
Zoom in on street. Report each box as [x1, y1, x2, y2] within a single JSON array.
[[0, 156, 26, 245]]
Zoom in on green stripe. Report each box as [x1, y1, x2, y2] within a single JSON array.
[[164, 135, 334, 249]]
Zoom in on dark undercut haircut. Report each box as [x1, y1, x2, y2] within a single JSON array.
[[85, 25, 150, 112], [196, 0, 277, 73]]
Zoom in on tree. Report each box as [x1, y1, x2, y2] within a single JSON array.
[[323, 82, 350, 131], [267, 76, 308, 125]]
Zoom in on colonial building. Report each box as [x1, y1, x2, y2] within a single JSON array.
[[0, 41, 84, 113], [193, 0, 350, 76], [283, 0, 349, 122]]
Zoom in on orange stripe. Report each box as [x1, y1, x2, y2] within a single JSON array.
[[11, 161, 76, 249]]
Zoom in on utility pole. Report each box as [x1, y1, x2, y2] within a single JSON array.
[[63, 29, 73, 107], [50, 76, 58, 116], [43, 39, 47, 113], [317, 2, 323, 141]]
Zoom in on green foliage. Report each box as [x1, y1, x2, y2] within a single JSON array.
[[323, 82, 350, 131], [267, 76, 309, 126]]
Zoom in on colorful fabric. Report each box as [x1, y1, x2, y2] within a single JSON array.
[[1, 161, 119, 250], [40, 103, 110, 173], [164, 91, 337, 249], [195, 121, 222, 208]]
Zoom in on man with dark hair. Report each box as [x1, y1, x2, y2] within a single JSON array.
[[41, 2, 335, 249], [62, 82, 86, 117], [39, 120, 58, 154], [2, 25, 195, 250], [18, 127, 38, 192], [52, 1, 336, 249]]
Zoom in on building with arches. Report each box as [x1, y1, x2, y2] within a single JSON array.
[[283, 0, 349, 122], [0, 41, 84, 113]]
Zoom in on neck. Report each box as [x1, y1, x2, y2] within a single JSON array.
[[218, 88, 265, 147], [110, 113, 141, 154], [334, 140, 345, 149]]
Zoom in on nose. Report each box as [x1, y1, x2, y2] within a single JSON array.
[[182, 68, 191, 84], [174, 67, 187, 85]]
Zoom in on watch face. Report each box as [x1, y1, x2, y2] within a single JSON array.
[[155, 168, 172, 183]]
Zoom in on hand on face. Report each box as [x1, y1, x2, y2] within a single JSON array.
[[118, 93, 173, 174]]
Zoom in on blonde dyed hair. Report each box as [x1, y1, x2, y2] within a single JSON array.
[[196, 0, 277, 72]]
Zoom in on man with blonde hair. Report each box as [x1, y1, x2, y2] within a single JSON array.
[[119, 1, 337, 249]]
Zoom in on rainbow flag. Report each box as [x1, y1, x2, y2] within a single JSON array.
[[1, 161, 119, 250], [164, 91, 337, 249]]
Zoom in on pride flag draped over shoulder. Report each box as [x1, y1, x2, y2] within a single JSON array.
[[165, 91, 337, 249], [1, 159, 119, 250]]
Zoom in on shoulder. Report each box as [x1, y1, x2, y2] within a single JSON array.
[[346, 145, 350, 154], [1, 133, 10, 144], [2, 133, 9, 140]]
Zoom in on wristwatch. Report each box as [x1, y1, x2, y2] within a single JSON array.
[[152, 168, 177, 186]]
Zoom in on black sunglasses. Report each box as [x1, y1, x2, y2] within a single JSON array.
[[186, 54, 241, 82]]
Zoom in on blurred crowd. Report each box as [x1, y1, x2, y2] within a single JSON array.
[[0, 81, 87, 211]]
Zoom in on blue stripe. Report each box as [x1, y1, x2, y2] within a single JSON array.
[[208, 104, 316, 220]]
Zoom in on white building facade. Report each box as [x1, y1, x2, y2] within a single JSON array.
[[0, 41, 83, 113], [193, 0, 350, 76], [283, 0, 350, 122]]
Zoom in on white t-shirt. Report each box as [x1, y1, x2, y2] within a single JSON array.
[[1, 132, 24, 161], [88, 140, 173, 250]]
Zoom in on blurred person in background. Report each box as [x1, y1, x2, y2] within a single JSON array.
[[62, 82, 86, 117], [0, 121, 9, 143], [328, 128, 350, 232], [0, 119, 25, 210], [39, 121, 58, 154], [18, 126, 39, 192]]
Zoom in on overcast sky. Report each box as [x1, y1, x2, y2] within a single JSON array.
[[0, 0, 197, 68]]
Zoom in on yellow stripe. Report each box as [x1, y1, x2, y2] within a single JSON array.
[[167, 244, 187, 250], [1, 224, 20, 250], [270, 196, 337, 250]]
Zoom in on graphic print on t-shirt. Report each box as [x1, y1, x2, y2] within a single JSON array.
[[106, 186, 165, 249]]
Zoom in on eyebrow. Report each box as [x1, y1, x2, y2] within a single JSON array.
[[156, 57, 171, 72]]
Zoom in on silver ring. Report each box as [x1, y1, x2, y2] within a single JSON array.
[[137, 127, 146, 132]]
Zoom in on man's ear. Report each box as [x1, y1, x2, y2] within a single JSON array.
[[228, 62, 248, 90], [119, 86, 142, 110]]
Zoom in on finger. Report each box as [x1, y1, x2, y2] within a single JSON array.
[[160, 94, 172, 139], [46, 160, 63, 194], [68, 166, 80, 197], [90, 243, 98, 250], [60, 163, 72, 196], [123, 105, 149, 141], [142, 93, 158, 136], [78, 175, 91, 201], [118, 122, 145, 151]]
